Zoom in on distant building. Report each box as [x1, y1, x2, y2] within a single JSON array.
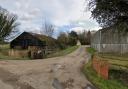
[[77, 40, 81, 46], [91, 27, 128, 54]]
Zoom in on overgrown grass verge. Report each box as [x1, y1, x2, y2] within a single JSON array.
[[83, 47, 128, 89], [0, 44, 30, 60], [0, 53, 30, 60], [98, 53, 128, 86], [0, 44, 78, 60], [98, 53, 128, 68], [47, 46, 79, 58], [83, 61, 128, 89], [86, 47, 96, 55]]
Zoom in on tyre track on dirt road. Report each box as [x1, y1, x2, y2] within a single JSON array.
[[0, 68, 35, 89]]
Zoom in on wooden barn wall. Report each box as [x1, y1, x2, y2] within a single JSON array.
[[91, 28, 128, 54]]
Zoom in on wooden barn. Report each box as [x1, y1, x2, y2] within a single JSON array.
[[10, 32, 46, 49], [10, 32, 57, 59]]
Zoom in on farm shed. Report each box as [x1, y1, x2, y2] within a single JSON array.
[[91, 27, 128, 54], [10, 32, 58, 59], [10, 32, 46, 49]]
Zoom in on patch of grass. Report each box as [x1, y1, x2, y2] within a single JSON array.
[[83, 60, 128, 89], [99, 53, 128, 61], [84, 47, 128, 89], [0, 44, 9, 50], [0, 44, 10, 55], [109, 69, 128, 86], [0, 53, 30, 60], [98, 54, 128, 69], [97, 53, 128, 85], [0, 44, 30, 60], [47, 46, 79, 58], [0, 44, 78, 60], [86, 47, 96, 55]]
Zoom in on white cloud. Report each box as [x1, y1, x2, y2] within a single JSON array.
[[15, 1, 21, 9], [70, 27, 85, 33], [29, 8, 41, 16], [0, 0, 99, 34], [91, 27, 102, 30]]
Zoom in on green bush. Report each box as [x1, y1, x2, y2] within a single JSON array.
[[86, 47, 96, 55], [47, 46, 79, 58]]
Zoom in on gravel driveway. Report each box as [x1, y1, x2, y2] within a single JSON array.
[[0, 46, 94, 89]]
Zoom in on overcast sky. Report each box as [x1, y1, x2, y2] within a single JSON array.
[[0, 0, 100, 35]]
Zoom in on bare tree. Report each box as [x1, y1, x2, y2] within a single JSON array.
[[42, 20, 54, 37]]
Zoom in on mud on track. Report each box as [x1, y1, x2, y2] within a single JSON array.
[[0, 46, 95, 89]]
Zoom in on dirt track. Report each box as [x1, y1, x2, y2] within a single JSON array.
[[0, 46, 93, 89]]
